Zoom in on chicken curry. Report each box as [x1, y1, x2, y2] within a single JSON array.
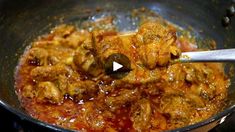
[[15, 11, 230, 132]]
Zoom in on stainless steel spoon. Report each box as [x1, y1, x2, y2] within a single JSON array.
[[178, 49, 235, 63]]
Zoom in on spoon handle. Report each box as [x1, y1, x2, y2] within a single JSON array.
[[179, 49, 235, 63]]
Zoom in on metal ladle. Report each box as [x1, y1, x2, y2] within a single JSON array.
[[178, 49, 235, 63]]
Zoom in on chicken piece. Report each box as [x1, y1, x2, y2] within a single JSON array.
[[47, 56, 60, 65], [183, 63, 212, 84], [73, 47, 102, 77], [136, 22, 181, 68], [130, 99, 152, 131], [27, 48, 48, 66], [184, 63, 229, 100], [99, 36, 123, 62], [63, 30, 91, 48], [138, 43, 159, 69], [135, 22, 173, 45], [41, 47, 74, 66], [92, 29, 163, 84], [72, 30, 103, 77], [185, 92, 205, 108], [51, 24, 75, 38], [105, 89, 140, 111], [22, 85, 35, 98], [119, 66, 161, 84], [73, 30, 119, 77], [150, 112, 167, 131], [30, 65, 70, 81], [36, 25, 90, 49], [55, 75, 69, 95], [48, 28, 91, 49], [160, 94, 191, 128], [92, 30, 117, 45], [36, 81, 63, 104], [92, 30, 121, 62], [34, 25, 75, 48], [182, 63, 219, 100], [166, 64, 186, 82], [164, 64, 186, 89], [67, 80, 98, 101]]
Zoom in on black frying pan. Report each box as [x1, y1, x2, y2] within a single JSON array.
[[0, 0, 235, 131]]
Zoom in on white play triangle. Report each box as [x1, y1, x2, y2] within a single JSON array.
[[113, 61, 123, 71]]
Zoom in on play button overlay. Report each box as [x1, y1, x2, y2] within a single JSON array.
[[113, 61, 123, 71], [104, 53, 131, 79]]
